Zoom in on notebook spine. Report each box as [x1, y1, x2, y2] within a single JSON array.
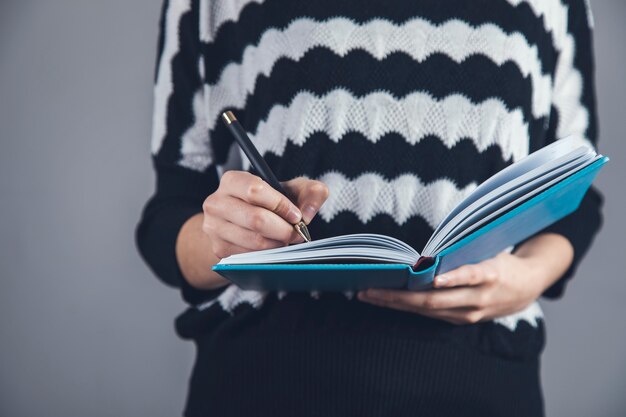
[[412, 256, 435, 271]]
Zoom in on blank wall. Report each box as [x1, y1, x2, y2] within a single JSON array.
[[1, 1, 624, 416]]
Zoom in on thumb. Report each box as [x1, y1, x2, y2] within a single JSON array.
[[282, 178, 329, 224]]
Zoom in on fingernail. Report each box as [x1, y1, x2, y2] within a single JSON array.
[[435, 274, 449, 287], [286, 206, 302, 224], [301, 205, 318, 224]]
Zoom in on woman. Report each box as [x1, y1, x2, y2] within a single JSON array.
[[137, 1, 603, 415]]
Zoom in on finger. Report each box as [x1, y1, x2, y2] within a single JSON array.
[[357, 292, 421, 314], [282, 178, 329, 224], [359, 287, 485, 310], [416, 307, 484, 325], [211, 219, 285, 252], [434, 261, 498, 288], [290, 232, 306, 244], [358, 292, 485, 325], [211, 195, 298, 243], [221, 171, 302, 224], [211, 240, 252, 259]]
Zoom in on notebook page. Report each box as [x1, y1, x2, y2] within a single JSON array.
[[426, 136, 587, 250], [426, 154, 602, 256], [422, 146, 595, 255], [219, 233, 419, 265]]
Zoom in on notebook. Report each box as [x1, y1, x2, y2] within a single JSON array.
[[214, 136, 608, 291]]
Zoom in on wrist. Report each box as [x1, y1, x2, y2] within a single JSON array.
[[518, 254, 554, 297], [513, 233, 574, 295], [176, 213, 229, 290]]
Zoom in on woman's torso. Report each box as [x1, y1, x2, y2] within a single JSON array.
[[179, 1, 572, 414]]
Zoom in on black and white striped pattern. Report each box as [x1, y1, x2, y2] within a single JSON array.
[[142, 0, 601, 336]]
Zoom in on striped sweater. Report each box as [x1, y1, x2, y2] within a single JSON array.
[[137, 1, 603, 415]]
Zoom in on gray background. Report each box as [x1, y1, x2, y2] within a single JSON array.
[[0, 1, 624, 416]]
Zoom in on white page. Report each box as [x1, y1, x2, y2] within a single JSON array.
[[426, 152, 596, 255], [426, 136, 587, 249], [219, 233, 419, 265], [427, 154, 602, 256], [422, 146, 595, 255]]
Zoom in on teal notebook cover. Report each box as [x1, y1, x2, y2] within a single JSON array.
[[214, 157, 608, 292]]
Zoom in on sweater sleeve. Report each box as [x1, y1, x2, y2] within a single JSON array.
[[136, 0, 226, 305], [524, 0, 604, 299]]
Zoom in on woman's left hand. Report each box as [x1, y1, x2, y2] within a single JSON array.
[[358, 234, 574, 325]]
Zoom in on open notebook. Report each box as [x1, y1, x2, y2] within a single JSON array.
[[214, 136, 608, 291]]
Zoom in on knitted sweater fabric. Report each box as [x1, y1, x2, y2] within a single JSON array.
[[136, 1, 603, 416]]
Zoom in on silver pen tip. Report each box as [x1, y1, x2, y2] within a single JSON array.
[[295, 221, 312, 242]]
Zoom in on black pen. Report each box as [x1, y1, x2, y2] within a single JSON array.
[[221, 110, 312, 242]]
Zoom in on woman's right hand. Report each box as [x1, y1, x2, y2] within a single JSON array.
[[202, 171, 329, 259]]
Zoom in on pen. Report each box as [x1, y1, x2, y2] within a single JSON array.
[[221, 110, 312, 243]]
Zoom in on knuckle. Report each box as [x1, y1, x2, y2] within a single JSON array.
[[309, 181, 329, 198], [253, 233, 270, 250], [484, 264, 499, 282], [202, 215, 218, 234], [249, 210, 266, 230], [423, 293, 439, 309], [201, 221, 212, 235], [221, 170, 237, 185], [202, 197, 215, 214], [213, 243, 228, 259], [476, 292, 490, 308], [464, 311, 482, 324], [273, 198, 290, 215], [245, 180, 266, 201], [466, 265, 478, 281]]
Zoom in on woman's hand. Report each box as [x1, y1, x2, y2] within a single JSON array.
[[177, 171, 328, 290], [202, 171, 329, 259], [358, 233, 574, 325]]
